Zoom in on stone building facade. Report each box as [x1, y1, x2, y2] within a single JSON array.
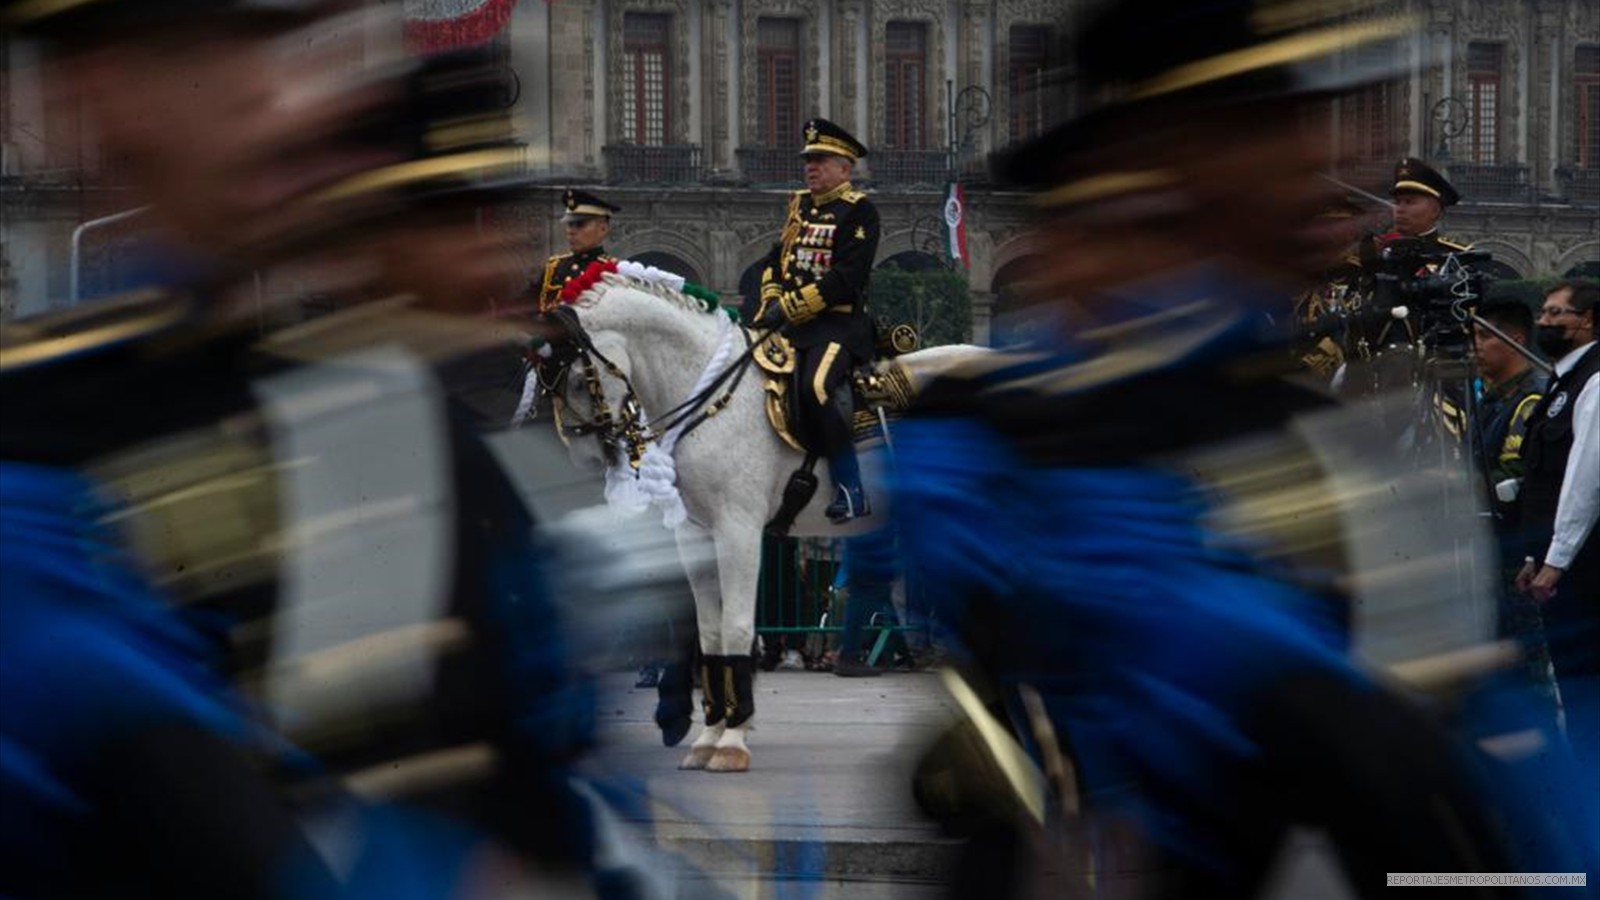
[[3, 0, 1597, 331]]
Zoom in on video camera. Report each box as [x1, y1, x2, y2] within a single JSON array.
[[1367, 237, 1496, 356]]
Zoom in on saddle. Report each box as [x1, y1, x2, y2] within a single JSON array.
[[754, 323, 920, 537], [750, 325, 919, 455]]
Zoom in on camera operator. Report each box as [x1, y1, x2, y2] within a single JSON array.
[[1514, 282, 1599, 866]]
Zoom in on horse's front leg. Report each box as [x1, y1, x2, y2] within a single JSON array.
[[705, 519, 763, 773], [674, 522, 725, 770]]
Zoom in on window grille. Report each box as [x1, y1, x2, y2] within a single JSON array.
[[885, 22, 927, 150], [621, 13, 671, 146]]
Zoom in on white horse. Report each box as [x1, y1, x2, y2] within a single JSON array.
[[527, 268, 985, 773]]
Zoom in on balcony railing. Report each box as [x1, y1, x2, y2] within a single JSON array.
[[736, 147, 802, 186], [603, 144, 703, 185], [1555, 166, 1600, 206], [866, 150, 953, 188], [1450, 163, 1534, 204]]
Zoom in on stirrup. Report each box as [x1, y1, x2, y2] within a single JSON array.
[[825, 484, 870, 523]]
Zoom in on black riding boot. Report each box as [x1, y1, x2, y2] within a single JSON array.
[[824, 444, 870, 523], [724, 654, 757, 729]]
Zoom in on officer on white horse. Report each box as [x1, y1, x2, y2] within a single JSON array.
[[751, 119, 880, 523]]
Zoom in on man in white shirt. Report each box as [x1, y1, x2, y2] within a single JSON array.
[[1515, 280, 1598, 867]]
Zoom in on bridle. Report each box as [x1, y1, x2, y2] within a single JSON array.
[[535, 304, 764, 470]]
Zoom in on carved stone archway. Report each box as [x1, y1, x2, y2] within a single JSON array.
[[610, 227, 713, 282], [1555, 241, 1600, 278]]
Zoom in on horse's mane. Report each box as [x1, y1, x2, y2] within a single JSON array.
[[565, 261, 731, 321]]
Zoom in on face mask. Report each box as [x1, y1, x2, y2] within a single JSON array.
[[1536, 326, 1575, 359]]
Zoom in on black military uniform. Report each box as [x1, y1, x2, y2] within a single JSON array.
[[753, 118, 881, 521], [1388, 156, 1470, 253], [1328, 158, 1473, 385], [534, 189, 619, 312]]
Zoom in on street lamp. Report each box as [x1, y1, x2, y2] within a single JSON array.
[[1426, 95, 1469, 164], [945, 81, 992, 172]]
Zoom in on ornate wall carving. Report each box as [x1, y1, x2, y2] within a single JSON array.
[[608, 225, 714, 279], [606, 0, 695, 147], [1554, 240, 1600, 275], [834, 0, 864, 135], [1452, 0, 1529, 165], [704, 0, 733, 168]]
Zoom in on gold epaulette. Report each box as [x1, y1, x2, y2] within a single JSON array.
[[840, 188, 867, 204], [0, 288, 192, 374]]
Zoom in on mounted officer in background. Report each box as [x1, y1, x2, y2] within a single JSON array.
[[534, 189, 620, 312], [752, 118, 881, 523]]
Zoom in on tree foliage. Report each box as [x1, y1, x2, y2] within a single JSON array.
[[867, 267, 973, 347]]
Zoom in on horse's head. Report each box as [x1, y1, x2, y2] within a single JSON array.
[[534, 306, 637, 473], [533, 270, 733, 474]]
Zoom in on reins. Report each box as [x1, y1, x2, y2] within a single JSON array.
[[539, 297, 784, 469]]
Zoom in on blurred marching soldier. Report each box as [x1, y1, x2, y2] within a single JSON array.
[[888, 0, 1576, 895], [534, 189, 620, 313], [0, 3, 637, 894], [752, 118, 881, 522]]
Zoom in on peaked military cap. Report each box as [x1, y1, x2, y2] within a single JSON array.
[[1, 0, 317, 39], [799, 118, 868, 162], [1390, 157, 1460, 206], [994, 0, 1413, 194], [562, 189, 621, 222]]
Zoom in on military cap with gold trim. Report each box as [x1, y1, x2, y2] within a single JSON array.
[[1, 0, 317, 39], [1390, 156, 1460, 206], [995, 0, 1415, 196], [562, 189, 622, 223], [799, 118, 868, 162]]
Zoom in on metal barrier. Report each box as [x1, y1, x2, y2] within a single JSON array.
[[755, 535, 838, 638], [755, 535, 924, 666]]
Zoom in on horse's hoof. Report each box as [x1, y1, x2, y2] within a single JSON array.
[[679, 745, 716, 770], [706, 746, 751, 773]]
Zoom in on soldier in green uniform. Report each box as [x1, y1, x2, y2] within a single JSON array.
[[534, 189, 619, 312], [752, 118, 881, 522]]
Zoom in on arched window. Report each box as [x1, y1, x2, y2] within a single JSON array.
[[1562, 260, 1600, 280], [1478, 259, 1522, 282], [876, 250, 944, 272], [627, 251, 703, 286], [990, 254, 1049, 346]]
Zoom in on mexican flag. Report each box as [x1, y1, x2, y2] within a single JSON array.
[[404, 0, 519, 53], [943, 181, 969, 270]]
